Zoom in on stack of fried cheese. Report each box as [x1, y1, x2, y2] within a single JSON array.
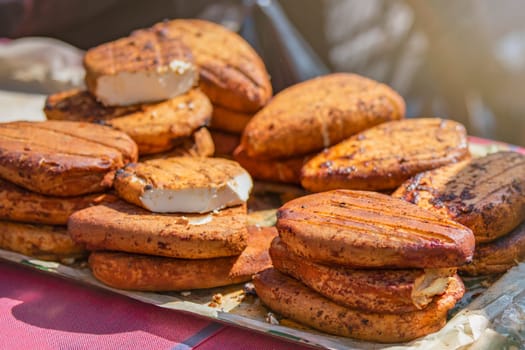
[[44, 23, 214, 159], [301, 117, 470, 192], [0, 120, 138, 262], [254, 190, 475, 343], [150, 19, 272, 156], [45, 19, 272, 159], [69, 156, 276, 291], [234, 73, 406, 184], [393, 151, 525, 276]]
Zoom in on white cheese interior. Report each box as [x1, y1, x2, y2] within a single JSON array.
[[96, 60, 196, 106], [182, 214, 214, 226], [140, 172, 253, 213]]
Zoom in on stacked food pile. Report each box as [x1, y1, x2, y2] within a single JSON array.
[[1, 16, 524, 346], [0, 120, 137, 262], [149, 19, 272, 156], [44, 25, 214, 158], [44, 19, 273, 158], [237, 72, 523, 341], [301, 117, 470, 191], [39, 18, 274, 291], [255, 190, 474, 342], [234, 73, 406, 183], [394, 151, 525, 276], [69, 156, 276, 291], [44, 88, 214, 158], [0, 18, 277, 291]]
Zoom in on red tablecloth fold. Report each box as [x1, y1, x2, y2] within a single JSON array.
[[0, 261, 313, 350]]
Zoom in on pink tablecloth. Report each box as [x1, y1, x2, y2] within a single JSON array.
[[0, 260, 313, 349]]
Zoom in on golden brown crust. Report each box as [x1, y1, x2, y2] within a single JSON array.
[[114, 157, 249, 211], [270, 237, 455, 313], [89, 252, 249, 291], [45, 88, 212, 155], [0, 121, 138, 196], [84, 28, 195, 104], [139, 128, 215, 160], [0, 178, 117, 225], [68, 199, 248, 259], [392, 151, 525, 243], [253, 268, 465, 343], [151, 19, 272, 112], [35, 120, 138, 164], [233, 145, 310, 184], [276, 190, 475, 268], [210, 104, 252, 134], [460, 221, 525, 275], [89, 225, 276, 291], [241, 73, 405, 159], [45, 89, 137, 121], [301, 118, 469, 192], [229, 226, 277, 278], [209, 130, 240, 157], [0, 221, 86, 261]]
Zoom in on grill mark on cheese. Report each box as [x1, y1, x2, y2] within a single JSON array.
[[197, 51, 263, 90], [276, 190, 474, 267], [326, 196, 468, 230], [327, 140, 465, 165], [157, 21, 265, 90], [90, 29, 191, 75], [393, 151, 524, 243], [151, 29, 164, 69], [138, 161, 218, 185], [0, 135, 118, 155], [468, 161, 525, 200], [0, 136, 122, 161], [332, 153, 459, 166], [34, 123, 134, 155], [446, 159, 524, 188], [301, 118, 468, 191], [474, 183, 519, 205], [141, 159, 237, 186], [139, 162, 182, 186], [1, 123, 131, 157], [399, 154, 524, 204], [310, 210, 458, 244], [0, 121, 137, 196], [0, 135, 122, 161], [313, 204, 459, 237], [299, 216, 424, 245], [84, 28, 197, 107]]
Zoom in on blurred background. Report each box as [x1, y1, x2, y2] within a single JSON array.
[[0, 0, 524, 146]]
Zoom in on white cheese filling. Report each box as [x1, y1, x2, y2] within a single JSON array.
[[96, 60, 196, 106], [139, 172, 253, 213], [182, 214, 214, 226], [411, 268, 455, 309]]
